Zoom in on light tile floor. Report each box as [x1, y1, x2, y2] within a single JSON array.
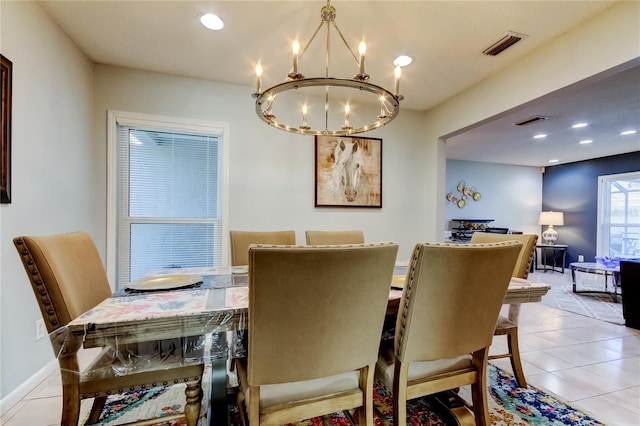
[[2, 272, 639, 425]]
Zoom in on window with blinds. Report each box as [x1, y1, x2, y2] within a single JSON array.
[[597, 172, 640, 258], [116, 122, 225, 287]]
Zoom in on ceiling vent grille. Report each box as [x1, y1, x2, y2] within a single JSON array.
[[483, 31, 528, 56], [514, 115, 549, 126]]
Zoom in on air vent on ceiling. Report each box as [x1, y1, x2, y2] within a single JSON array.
[[514, 115, 548, 126], [483, 31, 528, 56]]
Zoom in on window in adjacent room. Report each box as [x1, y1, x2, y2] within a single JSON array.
[[109, 111, 228, 288], [597, 171, 640, 258]]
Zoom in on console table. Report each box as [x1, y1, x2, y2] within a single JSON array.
[[451, 219, 494, 242], [570, 262, 620, 302], [535, 244, 568, 273]]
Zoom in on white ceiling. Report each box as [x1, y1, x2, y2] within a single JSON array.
[[38, 0, 639, 167]]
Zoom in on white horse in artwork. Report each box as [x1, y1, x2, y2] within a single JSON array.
[[327, 139, 363, 202]]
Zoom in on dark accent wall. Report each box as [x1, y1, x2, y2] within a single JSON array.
[[542, 151, 640, 265]]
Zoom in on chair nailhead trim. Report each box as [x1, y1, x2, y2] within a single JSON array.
[[15, 239, 63, 331]]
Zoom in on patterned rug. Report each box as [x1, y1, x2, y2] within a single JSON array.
[[529, 271, 625, 325], [81, 364, 603, 426]]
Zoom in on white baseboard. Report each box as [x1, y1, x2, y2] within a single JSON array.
[[0, 360, 57, 417]]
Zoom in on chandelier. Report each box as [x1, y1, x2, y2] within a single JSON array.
[[252, 1, 404, 136]]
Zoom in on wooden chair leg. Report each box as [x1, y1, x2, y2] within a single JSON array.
[[507, 327, 527, 388], [357, 365, 374, 426], [184, 378, 203, 426], [59, 353, 81, 426], [470, 348, 490, 426], [236, 391, 249, 426], [392, 361, 408, 426], [248, 385, 261, 425], [88, 396, 107, 423]]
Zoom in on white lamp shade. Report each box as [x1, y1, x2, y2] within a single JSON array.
[[539, 211, 564, 244], [538, 211, 564, 226]]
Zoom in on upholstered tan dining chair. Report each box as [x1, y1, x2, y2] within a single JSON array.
[[236, 242, 398, 425], [304, 230, 365, 245], [229, 230, 296, 266], [469, 232, 538, 387], [376, 241, 521, 426], [13, 232, 204, 426]]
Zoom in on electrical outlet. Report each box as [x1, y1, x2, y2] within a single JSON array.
[[35, 319, 46, 341], [578, 255, 584, 262]]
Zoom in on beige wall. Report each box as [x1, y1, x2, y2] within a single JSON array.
[[425, 0, 640, 239], [93, 66, 431, 267], [445, 160, 543, 235], [0, 0, 95, 405]]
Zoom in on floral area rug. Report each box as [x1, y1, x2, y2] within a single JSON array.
[[82, 364, 603, 426]]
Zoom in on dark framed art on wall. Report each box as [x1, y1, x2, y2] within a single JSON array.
[[1, 54, 12, 204]]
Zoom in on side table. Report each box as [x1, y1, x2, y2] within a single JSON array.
[[535, 244, 568, 273], [570, 262, 620, 302]]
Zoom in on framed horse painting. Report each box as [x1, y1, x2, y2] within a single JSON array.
[[315, 135, 382, 208]]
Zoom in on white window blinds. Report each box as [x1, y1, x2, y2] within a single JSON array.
[[116, 124, 225, 287], [598, 172, 640, 258]]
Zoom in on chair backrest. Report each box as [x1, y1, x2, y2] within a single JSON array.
[[470, 232, 538, 279], [247, 242, 398, 386], [305, 230, 365, 245], [13, 232, 112, 334], [395, 241, 521, 364], [229, 230, 296, 266]]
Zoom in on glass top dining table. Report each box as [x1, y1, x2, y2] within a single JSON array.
[[59, 265, 549, 425]]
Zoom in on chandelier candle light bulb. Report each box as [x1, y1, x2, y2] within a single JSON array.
[[292, 40, 300, 75], [344, 103, 350, 127], [255, 63, 262, 94], [359, 40, 366, 75], [379, 95, 387, 118], [301, 104, 309, 127], [394, 66, 401, 96]]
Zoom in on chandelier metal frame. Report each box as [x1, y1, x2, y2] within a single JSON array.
[[252, 1, 403, 136]]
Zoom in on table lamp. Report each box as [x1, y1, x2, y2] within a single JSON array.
[[539, 211, 564, 244]]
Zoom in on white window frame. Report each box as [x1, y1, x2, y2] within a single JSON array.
[[596, 171, 640, 258], [107, 110, 230, 286]]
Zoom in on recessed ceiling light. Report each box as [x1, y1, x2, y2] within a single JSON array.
[[579, 139, 593, 144], [572, 122, 588, 128], [548, 159, 559, 163], [200, 13, 224, 30], [393, 55, 413, 67], [533, 134, 547, 139], [620, 130, 637, 135]]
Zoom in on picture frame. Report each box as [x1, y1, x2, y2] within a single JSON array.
[[1, 54, 12, 204], [315, 135, 382, 208]]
